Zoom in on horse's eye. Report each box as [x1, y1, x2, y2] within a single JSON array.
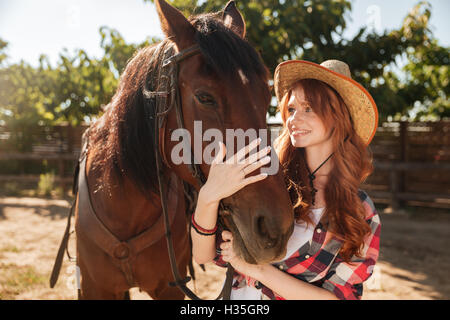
[[195, 92, 217, 107]]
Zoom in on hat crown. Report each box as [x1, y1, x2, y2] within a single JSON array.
[[320, 60, 351, 79]]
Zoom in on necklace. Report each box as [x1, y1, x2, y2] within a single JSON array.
[[305, 153, 334, 206]]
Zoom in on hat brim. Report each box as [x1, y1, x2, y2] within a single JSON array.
[[274, 60, 378, 145]]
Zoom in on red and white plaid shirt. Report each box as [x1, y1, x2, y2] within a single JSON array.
[[214, 190, 381, 300]]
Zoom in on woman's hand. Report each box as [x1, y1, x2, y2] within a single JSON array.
[[191, 138, 271, 265], [200, 138, 272, 204], [220, 230, 261, 277]]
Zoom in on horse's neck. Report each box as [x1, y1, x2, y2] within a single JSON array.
[[85, 147, 163, 241]]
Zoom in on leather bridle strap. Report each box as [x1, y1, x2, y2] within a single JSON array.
[[145, 43, 234, 300]]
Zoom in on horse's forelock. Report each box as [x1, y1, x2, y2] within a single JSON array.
[[190, 14, 269, 83]]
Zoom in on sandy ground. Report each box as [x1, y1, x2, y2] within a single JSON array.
[[0, 196, 449, 300]]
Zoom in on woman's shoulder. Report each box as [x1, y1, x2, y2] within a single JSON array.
[[357, 189, 379, 222]]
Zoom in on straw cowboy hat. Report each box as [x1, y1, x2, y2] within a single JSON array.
[[274, 59, 379, 145]]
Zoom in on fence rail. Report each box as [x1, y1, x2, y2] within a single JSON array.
[[362, 161, 450, 209]]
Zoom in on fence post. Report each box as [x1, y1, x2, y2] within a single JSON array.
[[58, 128, 66, 195], [399, 121, 408, 208], [390, 164, 400, 211], [67, 125, 73, 153], [58, 158, 65, 195]]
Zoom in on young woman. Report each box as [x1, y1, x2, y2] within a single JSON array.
[[190, 59, 381, 300]]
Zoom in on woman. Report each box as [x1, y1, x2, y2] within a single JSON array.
[[190, 59, 381, 300]]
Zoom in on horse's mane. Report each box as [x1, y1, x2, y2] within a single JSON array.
[[89, 13, 269, 197]]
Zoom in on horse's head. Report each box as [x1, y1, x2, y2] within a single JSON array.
[[155, 0, 294, 264]]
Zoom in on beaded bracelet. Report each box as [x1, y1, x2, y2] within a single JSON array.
[[191, 213, 218, 236]]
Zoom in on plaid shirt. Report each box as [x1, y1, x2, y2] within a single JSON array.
[[214, 190, 381, 300]]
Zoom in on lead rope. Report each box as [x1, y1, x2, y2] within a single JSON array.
[[49, 128, 90, 298]]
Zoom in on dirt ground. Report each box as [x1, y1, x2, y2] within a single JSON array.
[[0, 196, 449, 300]]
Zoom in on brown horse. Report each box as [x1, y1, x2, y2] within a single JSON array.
[[74, 0, 293, 299]]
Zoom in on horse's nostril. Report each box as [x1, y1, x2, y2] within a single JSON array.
[[256, 216, 278, 249], [256, 216, 268, 236]]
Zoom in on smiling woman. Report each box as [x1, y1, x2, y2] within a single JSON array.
[[285, 83, 333, 151], [199, 58, 381, 300]]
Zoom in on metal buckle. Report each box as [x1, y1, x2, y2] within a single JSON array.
[[142, 87, 169, 99], [162, 57, 174, 68], [143, 91, 169, 99]]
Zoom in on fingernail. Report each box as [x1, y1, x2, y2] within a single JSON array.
[[257, 137, 262, 143]]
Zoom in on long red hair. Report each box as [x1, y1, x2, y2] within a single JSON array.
[[274, 79, 373, 262]]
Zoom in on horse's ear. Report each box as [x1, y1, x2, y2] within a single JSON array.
[[155, 0, 196, 50], [222, 1, 246, 38]]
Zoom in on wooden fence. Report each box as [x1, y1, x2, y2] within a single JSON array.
[[1, 121, 449, 209], [0, 124, 85, 191], [363, 121, 450, 209]]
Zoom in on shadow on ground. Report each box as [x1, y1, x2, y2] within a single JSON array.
[[377, 207, 450, 299], [0, 197, 72, 221]]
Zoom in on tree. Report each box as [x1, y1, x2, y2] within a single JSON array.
[[99, 26, 160, 77], [0, 42, 54, 150], [394, 39, 449, 120], [0, 28, 160, 130], [0, 39, 7, 66]]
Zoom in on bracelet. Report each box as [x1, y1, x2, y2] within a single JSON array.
[[191, 213, 218, 236]]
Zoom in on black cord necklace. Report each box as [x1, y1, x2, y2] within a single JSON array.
[[305, 153, 334, 206]]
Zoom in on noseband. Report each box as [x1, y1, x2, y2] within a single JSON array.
[[142, 43, 234, 300]]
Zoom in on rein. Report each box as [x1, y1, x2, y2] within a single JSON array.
[[143, 43, 234, 300]]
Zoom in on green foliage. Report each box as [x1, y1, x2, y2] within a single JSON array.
[[0, 38, 7, 66], [99, 26, 159, 76], [0, 54, 54, 150], [396, 39, 449, 120], [0, 27, 159, 145]]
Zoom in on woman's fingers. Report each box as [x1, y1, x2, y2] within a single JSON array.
[[226, 137, 261, 164], [244, 145, 271, 166], [241, 172, 268, 188], [211, 141, 227, 165], [241, 155, 271, 176], [221, 231, 233, 261], [220, 241, 231, 250], [221, 231, 234, 262], [213, 139, 270, 168], [222, 230, 233, 241], [205, 140, 270, 201]]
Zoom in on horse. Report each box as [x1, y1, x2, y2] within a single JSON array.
[[68, 0, 294, 299]]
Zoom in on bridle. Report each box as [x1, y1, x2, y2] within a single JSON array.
[[142, 43, 234, 300]]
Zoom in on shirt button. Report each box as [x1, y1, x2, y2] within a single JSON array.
[[305, 254, 310, 259], [278, 265, 284, 270], [316, 228, 322, 233]]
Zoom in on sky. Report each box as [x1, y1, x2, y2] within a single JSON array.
[[0, 0, 449, 68]]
